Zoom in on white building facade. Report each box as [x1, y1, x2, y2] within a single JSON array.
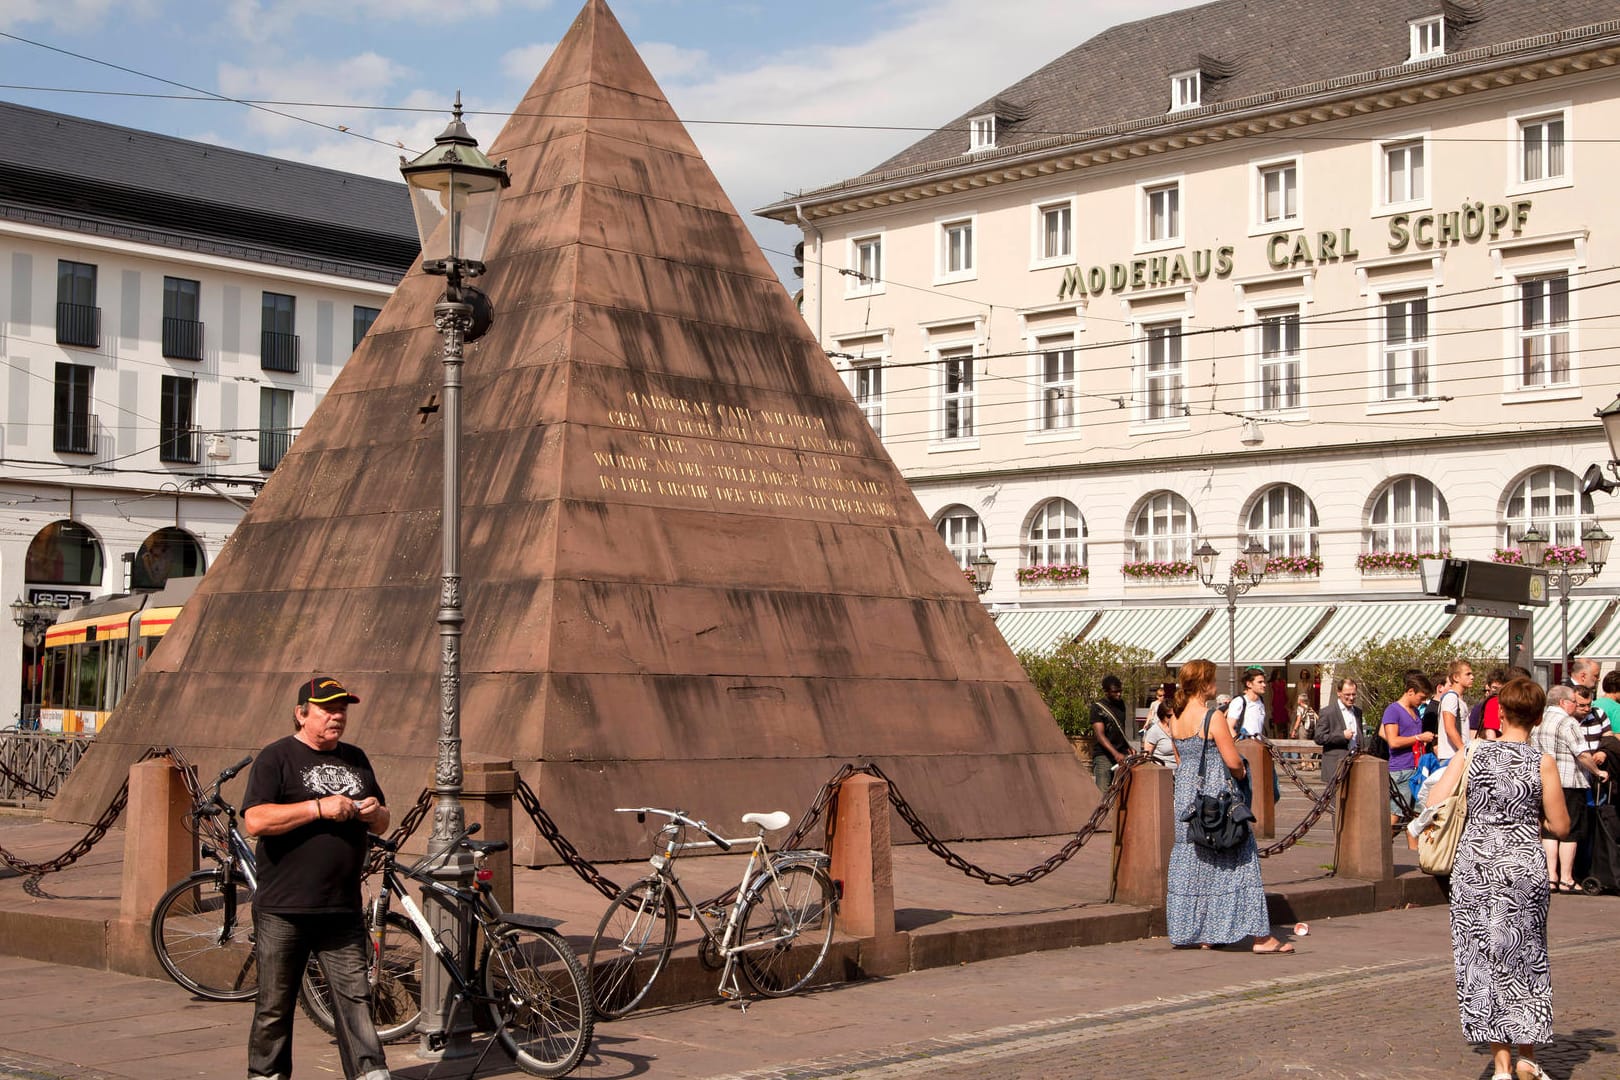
[[762, 2, 1620, 689], [0, 102, 416, 722]]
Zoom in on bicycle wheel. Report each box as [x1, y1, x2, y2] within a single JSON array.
[[298, 912, 425, 1042], [586, 879, 675, 1020], [150, 870, 258, 1001], [736, 863, 836, 998], [485, 926, 594, 1078]]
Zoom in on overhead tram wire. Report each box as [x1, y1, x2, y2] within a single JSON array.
[[4, 80, 1620, 145]]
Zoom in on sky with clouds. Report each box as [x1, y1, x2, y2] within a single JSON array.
[[0, 0, 1199, 278]]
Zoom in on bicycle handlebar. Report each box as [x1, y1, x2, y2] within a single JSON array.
[[612, 806, 733, 852]]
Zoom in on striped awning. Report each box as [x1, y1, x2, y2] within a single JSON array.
[[993, 609, 1100, 655], [1291, 600, 1456, 665], [1449, 597, 1613, 661], [1082, 605, 1211, 661], [1167, 603, 1331, 667], [1549, 597, 1620, 660]]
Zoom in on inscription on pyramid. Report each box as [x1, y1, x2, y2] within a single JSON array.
[[53, 0, 1095, 859]]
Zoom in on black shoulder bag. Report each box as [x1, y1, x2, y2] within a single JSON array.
[[1179, 706, 1257, 852]]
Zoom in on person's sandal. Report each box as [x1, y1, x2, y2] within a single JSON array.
[[1252, 940, 1295, 954], [1516, 1060, 1550, 1080]]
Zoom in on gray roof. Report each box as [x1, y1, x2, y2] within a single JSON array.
[[0, 100, 418, 282], [856, 0, 1620, 185]]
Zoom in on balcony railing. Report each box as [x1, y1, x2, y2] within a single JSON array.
[[160, 426, 200, 465], [261, 330, 299, 373], [55, 302, 100, 348], [162, 317, 205, 360], [259, 429, 293, 472], [53, 411, 97, 455]]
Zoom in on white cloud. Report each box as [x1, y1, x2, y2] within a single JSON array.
[[500, 42, 556, 83], [0, 0, 153, 31], [637, 42, 710, 84], [220, 0, 551, 43], [216, 52, 412, 139]]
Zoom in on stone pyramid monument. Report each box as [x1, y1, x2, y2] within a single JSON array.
[[53, 0, 1096, 860]]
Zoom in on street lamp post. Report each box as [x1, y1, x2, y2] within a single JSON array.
[[1517, 522, 1612, 674], [10, 598, 56, 728], [398, 94, 509, 1056], [1194, 538, 1270, 696]]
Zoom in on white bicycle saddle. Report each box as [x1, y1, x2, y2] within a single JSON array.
[[742, 810, 792, 832]]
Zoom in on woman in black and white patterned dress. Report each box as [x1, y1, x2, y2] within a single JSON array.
[[1425, 678, 1569, 1080]]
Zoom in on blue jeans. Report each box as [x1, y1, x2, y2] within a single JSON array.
[[247, 910, 390, 1080], [1389, 768, 1417, 816]]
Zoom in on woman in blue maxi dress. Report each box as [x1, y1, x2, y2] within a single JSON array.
[[1164, 658, 1292, 953]]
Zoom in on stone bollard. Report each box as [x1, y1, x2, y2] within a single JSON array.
[[1110, 763, 1175, 910], [462, 757, 517, 913], [1237, 741, 1275, 839], [120, 756, 195, 923], [827, 773, 895, 940], [1334, 755, 1394, 884]]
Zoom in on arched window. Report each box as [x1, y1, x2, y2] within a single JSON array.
[[935, 505, 985, 568], [1131, 491, 1197, 562], [131, 527, 206, 591], [1245, 484, 1319, 558], [24, 520, 103, 587], [1502, 466, 1592, 548], [1025, 499, 1085, 566], [1367, 475, 1450, 554]]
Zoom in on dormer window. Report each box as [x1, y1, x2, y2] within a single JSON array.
[[1409, 16, 1444, 61], [968, 115, 996, 152], [1170, 71, 1201, 111]]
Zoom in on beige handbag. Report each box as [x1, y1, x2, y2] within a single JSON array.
[[1418, 744, 1473, 875]]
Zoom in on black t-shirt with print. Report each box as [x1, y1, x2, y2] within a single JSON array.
[[241, 734, 385, 914]]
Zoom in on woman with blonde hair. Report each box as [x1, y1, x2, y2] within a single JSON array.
[[1165, 658, 1292, 953], [1425, 677, 1569, 1080]]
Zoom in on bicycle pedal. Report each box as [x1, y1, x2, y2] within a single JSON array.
[[717, 986, 740, 1000], [699, 905, 726, 919]]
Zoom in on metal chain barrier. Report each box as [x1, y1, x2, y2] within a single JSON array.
[[362, 787, 434, 877], [513, 775, 624, 901], [0, 756, 56, 801], [864, 755, 1151, 887], [0, 745, 175, 875], [1256, 749, 1360, 861], [1256, 735, 1321, 803]]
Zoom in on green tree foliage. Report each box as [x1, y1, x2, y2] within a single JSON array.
[[1331, 633, 1504, 733], [1017, 637, 1158, 737]]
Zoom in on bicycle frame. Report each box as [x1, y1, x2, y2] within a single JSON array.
[[622, 811, 815, 999]]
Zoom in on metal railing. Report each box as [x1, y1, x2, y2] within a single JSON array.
[[55, 302, 100, 348], [260, 330, 299, 373], [0, 730, 93, 808], [160, 425, 200, 465], [53, 411, 98, 455], [162, 316, 205, 360], [259, 428, 293, 471]]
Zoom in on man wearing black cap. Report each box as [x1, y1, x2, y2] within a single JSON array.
[[242, 676, 391, 1080]]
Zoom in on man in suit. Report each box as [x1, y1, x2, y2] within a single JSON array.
[[1315, 676, 1362, 788]]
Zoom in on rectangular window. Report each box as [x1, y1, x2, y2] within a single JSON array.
[[1383, 140, 1425, 205], [261, 292, 298, 373], [1382, 293, 1430, 400], [162, 276, 203, 360], [1258, 162, 1298, 224], [1409, 16, 1444, 60], [1141, 321, 1184, 421], [850, 236, 882, 289], [53, 362, 95, 454], [352, 305, 381, 350], [850, 362, 883, 437], [1520, 115, 1565, 183], [1039, 203, 1072, 260], [940, 348, 975, 439], [1520, 274, 1570, 388], [1258, 308, 1301, 411], [941, 219, 974, 277], [159, 375, 198, 464], [259, 387, 294, 471], [55, 260, 99, 348], [1170, 71, 1200, 111], [1146, 183, 1180, 243], [1040, 343, 1076, 431], [968, 115, 995, 151]]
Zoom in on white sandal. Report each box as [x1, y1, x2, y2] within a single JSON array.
[[1516, 1061, 1549, 1080]]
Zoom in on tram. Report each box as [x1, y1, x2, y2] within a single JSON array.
[[38, 576, 201, 734]]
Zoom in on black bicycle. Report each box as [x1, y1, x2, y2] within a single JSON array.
[[362, 828, 593, 1076]]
